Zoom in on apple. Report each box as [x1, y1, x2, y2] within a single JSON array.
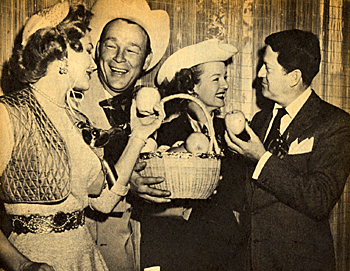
[[141, 138, 158, 153], [135, 87, 161, 115], [185, 132, 210, 154], [225, 110, 246, 135]]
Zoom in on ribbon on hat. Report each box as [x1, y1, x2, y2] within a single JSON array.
[[21, 1, 70, 47]]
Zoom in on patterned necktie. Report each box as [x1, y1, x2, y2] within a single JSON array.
[[99, 95, 131, 129], [264, 108, 287, 150], [99, 94, 132, 163]]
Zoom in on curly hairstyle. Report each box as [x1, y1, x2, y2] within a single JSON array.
[[7, 4, 93, 86], [157, 64, 204, 116]]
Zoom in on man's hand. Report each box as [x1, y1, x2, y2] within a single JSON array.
[[225, 122, 266, 162], [129, 161, 171, 203]]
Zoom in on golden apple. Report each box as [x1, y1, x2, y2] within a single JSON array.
[[225, 110, 246, 135], [185, 132, 210, 154], [135, 87, 161, 116]]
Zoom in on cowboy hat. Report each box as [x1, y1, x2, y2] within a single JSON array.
[[90, 0, 170, 71], [157, 39, 238, 85]]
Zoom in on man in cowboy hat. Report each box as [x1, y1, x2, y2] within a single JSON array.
[[80, 0, 170, 270]]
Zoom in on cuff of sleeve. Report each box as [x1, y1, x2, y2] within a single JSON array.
[[252, 151, 272, 179], [110, 183, 130, 197]]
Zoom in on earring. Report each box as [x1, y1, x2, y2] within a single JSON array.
[[59, 60, 68, 74], [188, 90, 199, 98]]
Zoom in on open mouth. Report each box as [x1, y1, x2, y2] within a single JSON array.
[[215, 92, 226, 99], [86, 70, 93, 79], [110, 66, 128, 75], [70, 90, 85, 98]]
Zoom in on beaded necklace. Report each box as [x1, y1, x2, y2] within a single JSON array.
[[30, 83, 68, 109]]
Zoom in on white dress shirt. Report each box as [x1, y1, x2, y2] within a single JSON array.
[[252, 87, 312, 179]]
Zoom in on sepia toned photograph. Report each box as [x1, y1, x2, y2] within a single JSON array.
[[0, 0, 349, 270]]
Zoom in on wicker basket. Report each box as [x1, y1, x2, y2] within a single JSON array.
[[139, 94, 222, 199]]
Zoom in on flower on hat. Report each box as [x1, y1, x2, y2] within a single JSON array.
[[22, 1, 70, 47]]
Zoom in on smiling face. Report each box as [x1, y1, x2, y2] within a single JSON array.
[[258, 45, 291, 106], [193, 61, 228, 113], [67, 34, 96, 91], [98, 19, 151, 95]]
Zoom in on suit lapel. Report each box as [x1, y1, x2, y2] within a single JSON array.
[[248, 91, 323, 208], [282, 91, 322, 145], [251, 109, 274, 142]]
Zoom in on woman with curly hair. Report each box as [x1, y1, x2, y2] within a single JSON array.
[[0, 2, 163, 271]]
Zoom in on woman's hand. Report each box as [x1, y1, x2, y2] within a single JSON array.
[[20, 261, 55, 271], [130, 99, 165, 141]]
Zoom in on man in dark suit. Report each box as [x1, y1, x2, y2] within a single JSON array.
[[225, 29, 350, 270]]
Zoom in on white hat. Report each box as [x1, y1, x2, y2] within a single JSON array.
[[90, 0, 170, 71], [22, 1, 69, 47], [157, 39, 238, 85]]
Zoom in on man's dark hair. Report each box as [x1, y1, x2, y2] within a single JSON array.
[[7, 4, 93, 85], [265, 29, 321, 87]]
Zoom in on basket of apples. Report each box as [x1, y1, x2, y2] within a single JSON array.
[[136, 88, 222, 199]]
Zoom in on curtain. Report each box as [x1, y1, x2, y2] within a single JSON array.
[[1, 0, 349, 270]]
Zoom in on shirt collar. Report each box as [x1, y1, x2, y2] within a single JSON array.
[[103, 88, 113, 100], [274, 87, 312, 119]]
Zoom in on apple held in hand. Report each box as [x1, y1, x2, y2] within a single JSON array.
[[135, 87, 161, 125], [225, 110, 246, 135], [225, 110, 250, 141], [185, 132, 210, 154]]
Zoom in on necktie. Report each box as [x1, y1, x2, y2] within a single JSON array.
[[99, 95, 132, 163], [99, 95, 131, 128], [264, 108, 287, 150]]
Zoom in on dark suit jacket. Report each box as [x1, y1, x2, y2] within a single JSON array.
[[138, 113, 250, 271], [248, 91, 350, 271]]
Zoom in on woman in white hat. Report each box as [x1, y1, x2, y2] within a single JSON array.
[[0, 2, 163, 271], [140, 39, 249, 271]]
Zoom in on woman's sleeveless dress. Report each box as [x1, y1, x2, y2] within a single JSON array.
[[1, 89, 109, 271]]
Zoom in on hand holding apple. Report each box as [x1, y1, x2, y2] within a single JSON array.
[[135, 87, 162, 125], [225, 110, 250, 141]]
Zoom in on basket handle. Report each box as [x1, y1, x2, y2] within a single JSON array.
[[161, 93, 221, 154]]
